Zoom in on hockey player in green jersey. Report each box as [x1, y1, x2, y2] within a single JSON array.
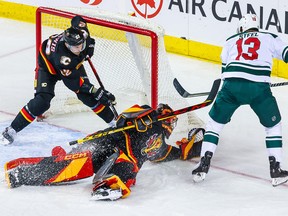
[[192, 13, 288, 187]]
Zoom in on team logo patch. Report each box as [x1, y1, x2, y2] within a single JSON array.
[[141, 133, 163, 157], [41, 83, 47, 87], [60, 56, 71, 66]]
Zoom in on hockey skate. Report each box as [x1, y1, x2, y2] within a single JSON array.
[[269, 156, 288, 187], [0, 126, 16, 145], [192, 151, 213, 182], [91, 186, 123, 201]]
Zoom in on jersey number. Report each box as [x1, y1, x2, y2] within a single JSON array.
[[236, 37, 260, 60]]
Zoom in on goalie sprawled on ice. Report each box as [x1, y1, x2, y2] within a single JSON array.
[[4, 104, 205, 201]]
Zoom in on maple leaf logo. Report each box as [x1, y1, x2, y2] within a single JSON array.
[[137, 0, 155, 8], [132, 0, 163, 18]]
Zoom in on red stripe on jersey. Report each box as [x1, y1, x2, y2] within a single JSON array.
[[79, 77, 84, 87], [115, 150, 139, 173], [39, 48, 57, 75], [92, 104, 105, 114], [20, 107, 35, 123], [123, 132, 139, 172]]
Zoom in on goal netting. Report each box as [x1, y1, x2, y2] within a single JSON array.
[[36, 7, 204, 139]]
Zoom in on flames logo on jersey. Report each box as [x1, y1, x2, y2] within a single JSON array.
[[60, 56, 71, 66], [141, 133, 163, 157]]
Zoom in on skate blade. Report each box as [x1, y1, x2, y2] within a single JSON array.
[[272, 176, 288, 187], [0, 136, 11, 145], [90, 189, 122, 201], [192, 172, 206, 183]]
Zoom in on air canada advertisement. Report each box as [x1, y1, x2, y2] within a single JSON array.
[[5, 0, 288, 45]]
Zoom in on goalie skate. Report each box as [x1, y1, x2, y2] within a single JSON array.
[[90, 187, 122, 201]]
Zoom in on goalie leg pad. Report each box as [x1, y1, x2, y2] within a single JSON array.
[[5, 151, 94, 188]]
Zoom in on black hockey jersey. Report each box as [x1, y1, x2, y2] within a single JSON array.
[[38, 32, 94, 92]]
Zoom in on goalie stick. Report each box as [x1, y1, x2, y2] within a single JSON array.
[[68, 79, 221, 146], [174, 78, 288, 98]]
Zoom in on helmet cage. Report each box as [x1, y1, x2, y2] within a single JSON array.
[[156, 104, 178, 139]]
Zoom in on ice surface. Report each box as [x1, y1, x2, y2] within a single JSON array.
[[1, 18, 288, 216]]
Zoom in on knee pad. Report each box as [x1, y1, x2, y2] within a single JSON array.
[[27, 93, 53, 116]]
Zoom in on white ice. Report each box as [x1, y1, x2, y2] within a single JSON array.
[[1, 18, 288, 216]]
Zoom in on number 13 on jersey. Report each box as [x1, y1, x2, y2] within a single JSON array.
[[236, 35, 261, 60]]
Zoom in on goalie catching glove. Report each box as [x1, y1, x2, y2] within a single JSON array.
[[176, 128, 205, 160]]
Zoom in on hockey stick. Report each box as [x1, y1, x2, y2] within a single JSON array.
[[68, 79, 221, 146], [87, 57, 118, 118], [173, 78, 211, 98], [270, 81, 288, 87], [174, 78, 288, 98]]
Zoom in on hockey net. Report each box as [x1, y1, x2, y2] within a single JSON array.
[[36, 7, 204, 138]]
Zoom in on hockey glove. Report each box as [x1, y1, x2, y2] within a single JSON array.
[[176, 128, 205, 160], [86, 38, 95, 59], [71, 15, 89, 39], [116, 105, 157, 132], [71, 15, 87, 28], [93, 87, 116, 106]]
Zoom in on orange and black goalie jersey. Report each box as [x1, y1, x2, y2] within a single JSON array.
[[37, 32, 93, 92], [94, 119, 182, 174]]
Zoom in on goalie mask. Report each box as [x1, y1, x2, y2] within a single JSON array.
[[237, 13, 259, 33], [63, 27, 86, 53], [156, 103, 178, 139]]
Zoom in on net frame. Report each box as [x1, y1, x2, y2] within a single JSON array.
[[34, 7, 204, 139], [35, 6, 159, 108]]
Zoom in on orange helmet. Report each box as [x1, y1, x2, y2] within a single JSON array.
[[156, 103, 178, 139]]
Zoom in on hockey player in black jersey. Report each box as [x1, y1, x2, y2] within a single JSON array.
[[0, 16, 116, 145], [5, 104, 205, 201]]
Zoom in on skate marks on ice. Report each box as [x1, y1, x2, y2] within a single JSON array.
[[0, 120, 85, 172]]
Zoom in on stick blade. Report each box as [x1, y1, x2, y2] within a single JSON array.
[[173, 78, 190, 98], [173, 78, 220, 98]]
